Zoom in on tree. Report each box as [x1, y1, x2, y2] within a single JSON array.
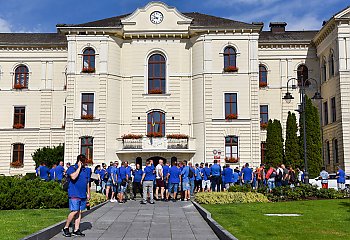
[[299, 96, 322, 178], [264, 119, 284, 167], [32, 144, 64, 168], [284, 111, 301, 168]]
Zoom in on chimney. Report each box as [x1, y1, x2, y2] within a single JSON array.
[[252, 22, 264, 30], [269, 22, 287, 33]]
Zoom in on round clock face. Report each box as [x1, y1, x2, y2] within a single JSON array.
[[150, 11, 163, 24]]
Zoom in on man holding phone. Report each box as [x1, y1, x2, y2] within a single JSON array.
[[62, 154, 91, 237]]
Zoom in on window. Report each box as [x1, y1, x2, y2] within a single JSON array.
[[325, 141, 330, 164], [223, 47, 237, 69], [225, 93, 237, 119], [82, 48, 95, 73], [297, 65, 308, 87], [225, 136, 239, 160], [261, 142, 266, 163], [14, 65, 29, 89], [329, 51, 334, 77], [148, 54, 166, 94], [260, 105, 268, 125], [322, 59, 327, 82], [147, 111, 165, 137], [331, 97, 336, 122], [259, 65, 268, 87], [81, 93, 94, 119], [323, 101, 328, 125], [81, 137, 93, 162], [13, 107, 25, 129], [12, 143, 24, 165], [332, 139, 339, 163]]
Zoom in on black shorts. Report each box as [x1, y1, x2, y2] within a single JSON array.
[[156, 179, 165, 188]]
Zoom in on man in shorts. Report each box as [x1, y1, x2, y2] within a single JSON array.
[[109, 161, 119, 202], [181, 161, 191, 201], [62, 154, 90, 237], [167, 161, 181, 202], [155, 159, 165, 200], [202, 163, 211, 192]]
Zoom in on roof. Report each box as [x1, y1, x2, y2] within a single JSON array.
[[259, 31, 318, 43], [58, 12, 258, 29], [0, 33, 67, 46]]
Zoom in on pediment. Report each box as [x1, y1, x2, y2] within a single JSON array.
[[335, 6, 350, 19], [121, 2, 192, 33]]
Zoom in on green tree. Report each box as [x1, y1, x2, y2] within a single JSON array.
[[264, 119, 284, 167], [284, 111, 301, 168], [299, 96, 322, 178], [32, 144, 64, 168]]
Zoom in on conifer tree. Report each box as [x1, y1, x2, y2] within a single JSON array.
[[265, 119, 284, 167], [285, 111, 301, 168]]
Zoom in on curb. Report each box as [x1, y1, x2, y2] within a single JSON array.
[[192, 201, 238, 240], [21, 201, 108, 240]]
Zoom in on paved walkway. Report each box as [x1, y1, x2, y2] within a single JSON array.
[[51, 200, 219, 240]]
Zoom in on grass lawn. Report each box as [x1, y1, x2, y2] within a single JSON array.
[[202, 199, 350, 240], [0, 208, 69, 240]]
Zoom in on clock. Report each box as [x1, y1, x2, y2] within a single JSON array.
[[150, 11, 163, 24]]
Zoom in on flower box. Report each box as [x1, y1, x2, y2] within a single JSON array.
[[225, 157, 240, 163], [122, 134, 143, 139], [260, 123, 268, 130], [146, 132, 163, 138], [225, 114, 238, 120], [149, 89, 163, 94], [81, 114, 94, 120], [82, 67, 95, 73], [10, 161, 23, 168], [13, 84, 24, 89], [259, 82, 268, 88], [13, 123, 24, 129], [223, 66, 238, 73], [85, 158, 93, 165], [166, 134, 189, 139]]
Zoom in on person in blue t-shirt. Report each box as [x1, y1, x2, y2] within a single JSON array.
[[49, 164, 57, 181], [124, 161, 132, 201], [55, 161, 65, 182], [99, 163, 108, 194], [63, 154, 90, 237], [242, 163, 253, 186], [38, 163, 50, 181], [105, 161, 114, 201], [117, 162, 127, 203], [167, 161, 181, 202], [194, 163, 203, 193], [223, 164, 234, 190], [210, 160, 221, 192], [233, 169, 239, 185], [109, 162, 119, 202], [141, 160, 155, 204], [132, 164, 143, 199], [181, 161, 191, 201], [202, 163, 211, 192], [188, 162, 195, 196], [337, 166, 346, 190], [163, 162, 170, 199]]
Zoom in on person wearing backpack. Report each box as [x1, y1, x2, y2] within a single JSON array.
[[266, 166, 276, 192], [275, 165, 283, 187], [289, 166, 296, 188]]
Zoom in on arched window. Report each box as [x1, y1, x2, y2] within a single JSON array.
[[297, 65, 308, 87], [322, 58, 327, 82], [14, 65, 29, 89], [329, 51, 334, 77], [82, 48, 95, 73], [223, 47, 237, 71], [259, 65, 268, 87], [147, 111, 165, 137], [148, 54, 166, 94]]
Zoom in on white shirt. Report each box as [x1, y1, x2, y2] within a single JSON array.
[[156, 164, 163, 179]]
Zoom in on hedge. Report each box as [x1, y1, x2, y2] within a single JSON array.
[[195, 192, 269, 204]]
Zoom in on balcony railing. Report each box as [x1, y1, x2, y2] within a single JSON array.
[[122, 138, 143, 149], [167, 138, 188, 149], [118, 137, 195, 151]]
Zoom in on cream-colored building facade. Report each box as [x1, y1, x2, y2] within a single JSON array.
[[0, 2, 349, 175]]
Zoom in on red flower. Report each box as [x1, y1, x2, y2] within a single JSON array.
[[13, 123, 24, 129], [10, 161, 23, 168], [13, 83, 24, 89], [81, 114, 94, 120], [146, 132, 163, 138], [225, 157, 240, 163], [259, 82, 268, 88], [260, 122, 268, 130], [226, 114, 238, 120], [122, 134, 143, 139], [166, 134, 189, 139], [82, 67, 95, 73], [149, 89, 163, 94], [224, 66, 239, 72]]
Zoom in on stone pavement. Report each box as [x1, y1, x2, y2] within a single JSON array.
[[51, 200, 219, 240]]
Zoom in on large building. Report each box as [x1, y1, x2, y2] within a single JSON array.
[[0, 2, 349, 175]]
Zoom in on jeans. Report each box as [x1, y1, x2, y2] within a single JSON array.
[[211, 176, 220, 192], [268, 179, 275, 190], [101, 181, 107, 194], [142, 181, 154, 203], [190, 180, 195, 195]]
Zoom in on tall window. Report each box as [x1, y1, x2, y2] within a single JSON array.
[[225, 136, 239, 160], [329, 51, 334, 77], [147, 111, 165, 136], [261, 142, 266, 163], [325, 141, 330, 164], [259, 65, 268, 87], [14, 65, 29, 89], [260, 105, 268, 125], [81, 137, 93, 162], [333, 139, 338, 163], [225, 93, 237, 119], [82, 48, 95, 72], [322, 59, 327, 82], [148, 54, 166, 94], [12, 143, 24, 165], [13, 107, 25, 128], [81, 93, 94, 118], [223, 47, 237, 68], [323, 101, 328, 125], [297, 65, 308, 87], [331, 97, 336, 122]]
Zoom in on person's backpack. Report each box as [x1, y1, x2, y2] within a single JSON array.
[[188, 168, 194, 178], [276, 169, 283, 181], [62, 166, 76, 192]]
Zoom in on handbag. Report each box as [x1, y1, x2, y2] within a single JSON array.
[[91, 172, 99, 181]]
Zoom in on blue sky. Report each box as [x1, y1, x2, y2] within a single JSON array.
[[0, 0, 348, 32]]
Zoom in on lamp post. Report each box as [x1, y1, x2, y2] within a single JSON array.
[[283, 77, 322, 184]]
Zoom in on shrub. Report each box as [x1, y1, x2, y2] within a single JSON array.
[[195, 192, 268, 204], [89, 192, 106, 208], [32, 144, 64, 168]]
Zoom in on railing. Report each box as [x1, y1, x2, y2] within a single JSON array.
[[119, 137, 195, 151], [122, 138, 142, 149], [167, 138, 188, 149]]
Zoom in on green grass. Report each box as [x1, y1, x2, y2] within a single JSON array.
[[202, 199, 350, 240], [0, 208, 69, 240]]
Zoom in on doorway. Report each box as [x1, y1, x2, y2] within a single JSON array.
[[147, 156, 167, 166]]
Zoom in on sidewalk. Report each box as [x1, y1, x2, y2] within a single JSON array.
[[50, 200, 219, 240]]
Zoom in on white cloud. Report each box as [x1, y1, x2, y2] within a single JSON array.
[[0, 18, 11, 32]]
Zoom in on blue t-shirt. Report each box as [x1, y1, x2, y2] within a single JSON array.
[[144, 166, 154, 181], [169, 166, 181, 184], [110, 166, 118, 182], [242, 167, 253, 181], [125, 166, 131, 179], [223, 167, 233, 183], [163, 165, 170, 178], [189, 167, 195, 181], [118, 167, 127, 183], [338, 169, 346, 183], [99, 169, 107, 181], [133, 169, 143, 183], [55, 165, 65, 181], [67, 165, 89, 199], [202, 167, 211, 180], [233, 172, 239, 183], [211, 164, 221, 177], [181, 166, 190, 183], [39, 166, 50, 181], [195, 168, 202, 180], [49, 168, 56, 181], [107, 166, 113, 178]]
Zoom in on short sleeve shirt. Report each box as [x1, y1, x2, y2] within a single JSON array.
[[181, 166, 190, 183], [55, 165, 65, 181], [144, 166, 154, 181], [242, 167, 253, 181], [67, 165, 89, 199], [156, 164, 163, 179], [169, 166, 181, 184]]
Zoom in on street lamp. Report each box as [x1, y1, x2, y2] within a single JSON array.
[[283, 77, 322, 184]]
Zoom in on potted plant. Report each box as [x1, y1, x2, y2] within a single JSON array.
[[122, 134, 143, 139], [81, 114, 94, 120], [259, 82, 268, 88], [223, 66, 239, 72], [225, 113, 238, 120], [225, 157, 240, 163], [10, 161, 23, 168], [146, 132, 163, 138], [13, 123, 24, 129], [149, 89, 163, 94], [166, 134, 189, 139], [82, 67, 95, 73], [260, 122, 268, 130], [13, 83, 23, 89]]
